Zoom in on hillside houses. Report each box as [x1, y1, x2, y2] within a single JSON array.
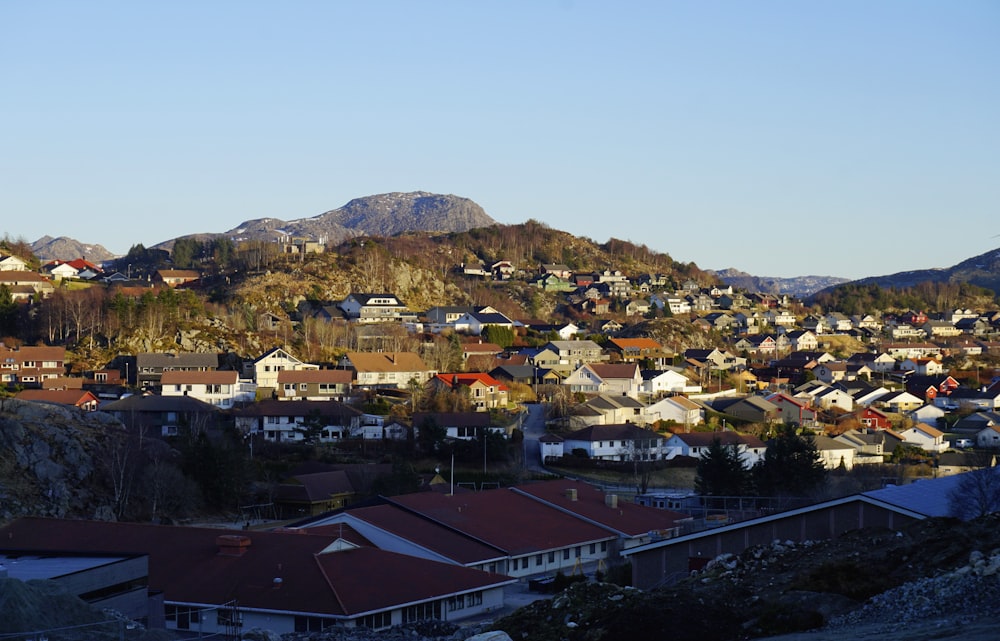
[[0, 344, 65, 387]]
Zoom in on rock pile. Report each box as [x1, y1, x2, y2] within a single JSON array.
[[826, 549, 1000, 633]]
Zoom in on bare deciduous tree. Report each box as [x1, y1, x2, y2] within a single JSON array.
[[949, 467, 1000, 520]]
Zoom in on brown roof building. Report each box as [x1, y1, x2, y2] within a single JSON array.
[[0, 517, 513, 634]]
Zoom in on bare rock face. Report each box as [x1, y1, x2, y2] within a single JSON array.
[[219, 192, 497, 246], [30, 235, 117, 263], [0, 398, 124, 520]]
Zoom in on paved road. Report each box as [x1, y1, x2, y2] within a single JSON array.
[[519, 403, 547, 473]]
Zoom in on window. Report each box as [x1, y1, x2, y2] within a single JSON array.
[[358, 612, 391, 630], [548, 551, 555, 563], [589, 543, 596, 554], [601, 541, 608, 552], [535, 554, 542, 566], [300, 383, 308, 390], [563, 549, 570, 560], [294, 616, 335, 632], [575, 546, 581, 558], [165, 605, 201, 630], [403, 601, 441, 623]]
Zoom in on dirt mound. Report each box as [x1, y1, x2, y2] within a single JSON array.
[[0, 577, 106, 635]]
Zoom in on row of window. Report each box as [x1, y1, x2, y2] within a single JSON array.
[[515, 541, 608, 569], [446, 591, 483, 612]]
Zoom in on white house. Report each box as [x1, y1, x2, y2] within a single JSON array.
[[663, 431, 767, 467], [253, 348, 318, 392], [975, 425, 1000, 449], [160, 370, 256, 408], [909, 403, 946, 424], [644, 396, 704, 427], [338, 293, 414, 323], [560, 424, 668, 461], [899, 358, 944, 376], [797, 384, 854, 412], [0, 255, 29, 271], [563, 363, 643, 398], [899, 423, 947, 453], [451, 307, 515, 336], [234, 400, 363, 443], [642, 369, 701, 396], [875, 390, 925, 413], [812, 435, 857, 470]]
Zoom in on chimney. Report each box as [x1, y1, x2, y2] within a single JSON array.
[[566, 488, 578, 501], [605, 494, 619, 509], [216, 534, 252, 557]]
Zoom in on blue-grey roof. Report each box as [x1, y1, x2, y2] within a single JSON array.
[[863, 473, 978, 519]]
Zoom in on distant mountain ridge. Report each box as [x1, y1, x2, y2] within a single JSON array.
[[156, 191, 497, 250], [30, 236, 117, 263], [709, 268, 850, 298], [820, 246, 1000, 297]]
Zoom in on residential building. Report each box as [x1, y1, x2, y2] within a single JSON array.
[[712, 396, 779, 424], [0, 344, 66, 387], [253, 348, 318, 392], [14, 388, 100, 411], [558, 424, 668, 461], [135, 352, 220, 389], [765, 392, 819, 427], [338, 293, 414, 323], [154, 269, 200, 287], [341, 351, 435, 390], [0, 254, 29, 271], [664, 431, 767, 467], [427, 373, 510, 410], [641, 369, 701, 396], [645, 395, 704, 427], [101, 394, 222, 437], [560, 393, 647, 427], [234, 399, 363, 443], [541, 340, 608, 373], [608, 338, 671, 368], [899, 423, 947, 453], [161, 370, 256, 408], [0, 271, 54, 298], [410, 411, 505, 440], [812, 435, 857, 470], [452, 306, 515, 336], [875, 390, 925, 413], [276, 369, 353, 401], [563, 362, 643, 398]]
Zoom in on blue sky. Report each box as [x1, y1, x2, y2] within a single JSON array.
[[2, 1, 997, 279]]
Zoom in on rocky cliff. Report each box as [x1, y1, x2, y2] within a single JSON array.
[[0, 398, 126, 521]]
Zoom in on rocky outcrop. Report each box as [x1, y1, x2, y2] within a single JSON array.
[[214, 192, 497, 247], [30, 235, 117, 263], [0, 398, 125, 520]]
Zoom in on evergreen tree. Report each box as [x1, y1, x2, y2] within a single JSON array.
[[695, 437, 750, 497], [481, 324, 515, 348], [752, 426, 827, 497], [0, 285, 18, 336]]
